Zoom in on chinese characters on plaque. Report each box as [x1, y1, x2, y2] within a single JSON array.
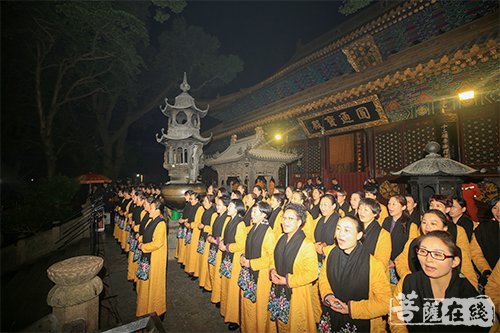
[[298, 95, 389, 138]]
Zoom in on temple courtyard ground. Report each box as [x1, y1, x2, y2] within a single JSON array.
[[1, 221, 229, 332]]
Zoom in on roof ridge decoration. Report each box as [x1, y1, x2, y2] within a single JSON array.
[[223, 0, 435, 95], [211, 37, 498, 140], [161, 72, 209, 116]]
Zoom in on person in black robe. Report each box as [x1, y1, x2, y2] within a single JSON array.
[[449, 197, 474, 241]]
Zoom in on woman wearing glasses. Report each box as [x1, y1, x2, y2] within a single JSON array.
[[390, 230, 488, 332], [394, 210, 477, 289], [268, 203, 318, 333]]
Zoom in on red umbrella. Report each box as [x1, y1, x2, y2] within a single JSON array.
[[77, 173, 112, 184]]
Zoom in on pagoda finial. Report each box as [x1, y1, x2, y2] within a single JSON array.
[[180, 72, 190, 92]]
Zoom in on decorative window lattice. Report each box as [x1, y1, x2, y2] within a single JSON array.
[[305, 143, 321, 175], [403, 126, 436, 164], [375, 131, 403, 170], [463, 117, 500, 165], [289, 146, 306, 176]]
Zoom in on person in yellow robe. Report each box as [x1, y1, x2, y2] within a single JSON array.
[[197, 194, 217, 291], [207, 195, 231, 306], [312, 194, 341, 323], [219, 199, 247, 330], [290, 190, 318, 242], [471, 197, 499, 290], [176, 190, 193, 265], [185, 192, 204, 278], [319, 216, 391, 332], [269, 203, 318, 333], [394, 209, 478, 288], [358, 198, 391, 274], [182, 192, 200, 268], [127, 191, 146, 281], [239, 201, 276, 333], [390, 231, 489, 333], [268, 193, 284, 239], [364, 186, 388, 224], [113, 189, 124, 240], [119, 190, 133, 250], [486, 261, 500, 333], [136, 196, 167, 318]]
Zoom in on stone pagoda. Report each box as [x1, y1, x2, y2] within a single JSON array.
[[156, 73, 211, 208]]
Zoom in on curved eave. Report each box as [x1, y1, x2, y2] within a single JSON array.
[[391, 170, 478, 176], [164, 102, 209, 117], [156, 133, 212, 145]]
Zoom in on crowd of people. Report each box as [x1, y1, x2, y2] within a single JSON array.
[[107, 179, 499, 332], [111, 185, 169, 319], [173, 181, 499, 333]]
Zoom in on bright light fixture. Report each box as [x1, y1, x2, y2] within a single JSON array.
[[275, 134, 282, 140], [458, 90, 474, 101]]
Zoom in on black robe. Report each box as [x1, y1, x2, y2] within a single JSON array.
[[401, 269, 488, 332]]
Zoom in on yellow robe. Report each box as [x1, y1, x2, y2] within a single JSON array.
[[271, 209, 284, 240], [271, 235, 318, 333], [198, 213, 217, 290], [319, 248, 392, 333], [127, 210, 147, 281], [220, 220, 247, 322], [486, 262, 500, 333], [241, 227, 276, 333], [301, 212, 319, 242], [378, 203, 388, 226], [210, 215, 231, 304], [175, 220, 186, 263], [470, 233, 494, 273], [119, 200, 133, 250], [185, 206, 205, 276], [136, 219, 167, 317]]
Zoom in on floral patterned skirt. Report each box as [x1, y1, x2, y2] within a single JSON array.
[[129, 237, 138, 252], [268, 284, 291, 324], [219, 253, 233, 279], [136, 255, 151, 281], [133, 247, 142, 262], [197, 236, 206, 254], [208, 244, 217, 266], [184, 228, 192, 245], [177, 226, 186, 239], [238, 267, 257, 303]]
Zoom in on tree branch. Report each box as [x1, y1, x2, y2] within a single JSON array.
[[191, 74, 223, 92]]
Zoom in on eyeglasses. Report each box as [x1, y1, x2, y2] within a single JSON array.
[[415, 247, 455, 261], [282, 216, 299, 222]]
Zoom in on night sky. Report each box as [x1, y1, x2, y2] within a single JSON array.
[[181, 1, 345, 94], [132, 1, 347, 181]]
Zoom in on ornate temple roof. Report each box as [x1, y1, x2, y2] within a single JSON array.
[[205, 127, 300, 166], [391, 142, 478, 176], [160, 73, 209, 117]]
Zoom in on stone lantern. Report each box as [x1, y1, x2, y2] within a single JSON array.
[[391, 141, 478, 214], [46, 255, 104, 332], [156, 73, 211, 209]]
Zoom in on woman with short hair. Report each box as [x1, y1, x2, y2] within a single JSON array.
[[239, 201, 276, 333], [390, 230, 489, 332], [268, 203, 318, 333], [319, 216, 391, 332]]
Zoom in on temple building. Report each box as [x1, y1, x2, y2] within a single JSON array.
[[202, 0, 499, 202]]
